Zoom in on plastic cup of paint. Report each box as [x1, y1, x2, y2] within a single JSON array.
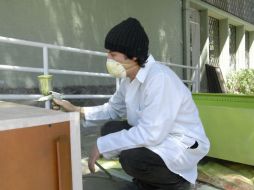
[[37, 75, 53, 96]]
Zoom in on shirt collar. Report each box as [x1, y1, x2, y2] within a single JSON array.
[[136, 54, 156, 83]]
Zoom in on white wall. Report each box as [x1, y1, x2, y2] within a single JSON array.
[[0, 0, 184, 89]]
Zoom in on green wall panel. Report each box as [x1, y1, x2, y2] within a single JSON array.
[[193, 93, 254, 166]]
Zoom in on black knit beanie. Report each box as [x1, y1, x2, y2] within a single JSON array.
[[105, 17, 149, 58]]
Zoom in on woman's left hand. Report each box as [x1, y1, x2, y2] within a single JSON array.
[[88, 143, 101, 173]]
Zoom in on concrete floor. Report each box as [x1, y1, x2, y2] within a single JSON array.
[[82, 172, 219, 190], [80, 125, 219, 190], [83, 173, 137, 190]]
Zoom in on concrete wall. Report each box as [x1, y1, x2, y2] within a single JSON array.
[[236, 26, 245, 70], [0, 0, 183, 89], [219, 19, 230, 77], [249, 32, 254, 68]]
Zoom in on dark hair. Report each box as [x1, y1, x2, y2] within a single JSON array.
[[125, 53, 149, 67]]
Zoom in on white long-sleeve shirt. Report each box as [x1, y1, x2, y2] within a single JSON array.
[[84, 55, 210, 184]]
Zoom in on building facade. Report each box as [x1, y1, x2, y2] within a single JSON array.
[[0, 0, 253, 95], [187, 0, 254, 90]]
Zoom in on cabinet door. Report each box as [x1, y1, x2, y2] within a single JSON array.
[[0, 121, 72, 190]]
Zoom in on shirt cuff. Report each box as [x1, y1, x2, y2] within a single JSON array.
[[97, 137, 119, 159]]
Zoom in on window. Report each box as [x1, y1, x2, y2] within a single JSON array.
[[209, 17, 220, 66]]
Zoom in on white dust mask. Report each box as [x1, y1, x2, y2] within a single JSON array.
[[106, 58, 127, 78]]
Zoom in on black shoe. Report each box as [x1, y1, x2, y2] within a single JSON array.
[[118, 181, 139, 190], [132, 178, 191, 190], [133, 178, 156, 190]]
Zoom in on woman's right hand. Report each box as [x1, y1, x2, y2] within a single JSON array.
[[52, 98, 80, 112]]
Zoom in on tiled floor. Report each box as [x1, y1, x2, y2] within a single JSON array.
[[81, 126, 219, 190]]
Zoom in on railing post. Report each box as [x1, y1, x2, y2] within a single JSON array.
[[43, 46, 50, 109], [196, 62, 200, 92], [193, 63, 200, 93]]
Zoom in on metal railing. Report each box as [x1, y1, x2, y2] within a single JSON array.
[[157, 61, 200, 92], [0, 36, 200, 109]]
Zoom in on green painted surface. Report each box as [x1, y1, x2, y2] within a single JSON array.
[[193, 93, 254, 166]]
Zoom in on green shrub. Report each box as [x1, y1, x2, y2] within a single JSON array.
[[226, 69, 254, 95]]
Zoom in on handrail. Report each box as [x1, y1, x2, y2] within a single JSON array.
[[0, 36, 200, 108], [0, 94, 112, 100], [0, 36, 107, 57], [0, 65, 112, 77]]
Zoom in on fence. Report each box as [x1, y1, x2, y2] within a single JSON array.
[[0, 36, 200, 109]]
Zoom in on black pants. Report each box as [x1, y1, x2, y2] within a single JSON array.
[[101, 121, 191, 190]]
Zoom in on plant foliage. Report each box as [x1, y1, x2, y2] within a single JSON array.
[[226, 69, 254, 95]]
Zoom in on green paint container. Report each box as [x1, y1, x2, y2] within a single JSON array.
[[193, 93, 254, 166], [37, 75, 53, 96]]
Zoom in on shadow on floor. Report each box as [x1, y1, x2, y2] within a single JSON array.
[[83, 172, 137, 190]]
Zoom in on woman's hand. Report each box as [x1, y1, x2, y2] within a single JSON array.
[[88, 143, 101, 173], [52, 98, 80, 112]]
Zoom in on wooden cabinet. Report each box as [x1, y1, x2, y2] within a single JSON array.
[[0, 102, 82, 190]]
